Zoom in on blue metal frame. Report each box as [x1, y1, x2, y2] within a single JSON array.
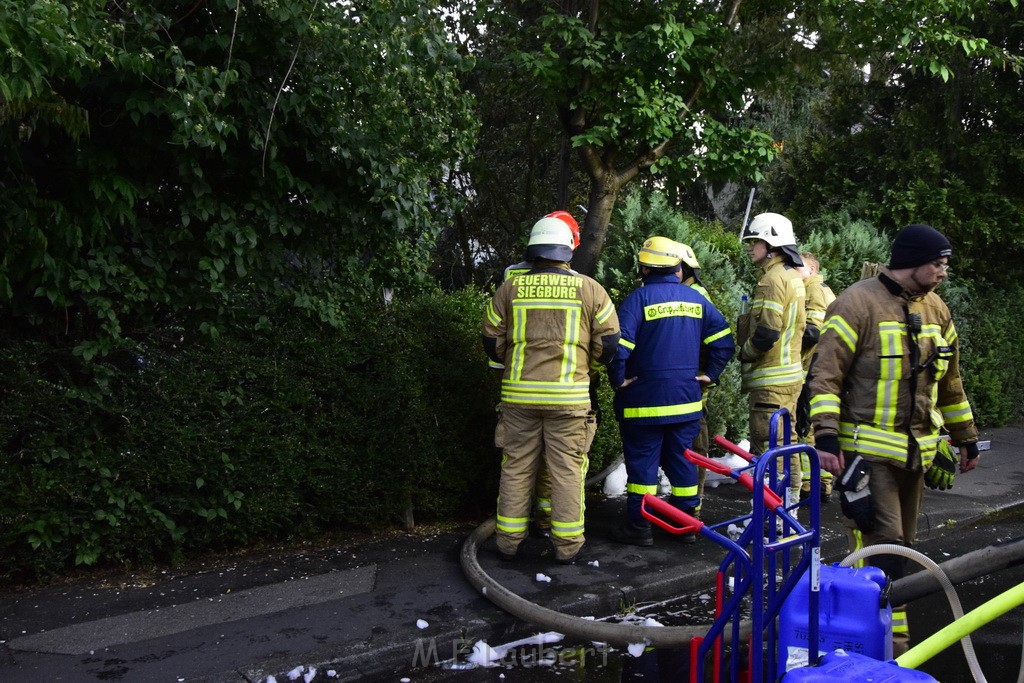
[[682, 408, 822, 681]]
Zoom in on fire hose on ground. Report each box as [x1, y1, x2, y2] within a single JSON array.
[[460, 518, 1024, 664]]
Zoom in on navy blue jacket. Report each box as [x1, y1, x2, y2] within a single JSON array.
[[609, 273, 735, 425]]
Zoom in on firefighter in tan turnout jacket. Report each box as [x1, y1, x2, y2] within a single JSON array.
[[737, 212, 807, 501], [483, 216, 620, 565], [810, 223, 980, 654], [797, 251, 837, 501]]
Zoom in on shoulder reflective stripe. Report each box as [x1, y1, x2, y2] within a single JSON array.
[[823, 315, 857, 353], [622, 400, 703, 419], [619, 338, 636, 350], [513, 299, 583, 310], [704, 327, 731, 345], [670, 484, 699, 498], [691, 283, 710, 299], [946, 320, 959, 343], [486, 300, 502, 326], [807, 310, 825, 324], [596, 300, 615, 324], [940, 400, 974, 424], [627, 483, 659, 495]]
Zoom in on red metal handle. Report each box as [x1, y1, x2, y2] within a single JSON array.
[[684, 448, 733, 475], [712, 435, 754, 461], [640, 494, 702, 535], [737, 473, 783, 511], [689, 444, 782, 511]]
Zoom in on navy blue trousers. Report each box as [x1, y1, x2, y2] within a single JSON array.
[[620, 419, 702, 523]]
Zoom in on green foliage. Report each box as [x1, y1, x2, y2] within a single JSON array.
[[940, 279, 1024, 427], [0, 288, 499, 581], [1, 0, 478, 351], [757, 3, 1024, 287], [798, 212, 892, 293]]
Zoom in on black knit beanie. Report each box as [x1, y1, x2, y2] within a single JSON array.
[[888, 224, 952, 270]]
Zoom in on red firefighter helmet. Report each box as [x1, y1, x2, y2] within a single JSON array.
[[545, 210, 581, 250]]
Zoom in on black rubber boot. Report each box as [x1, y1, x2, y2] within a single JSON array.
[[678, 507, 697, 544], [610, 520, 654, 547], [529, 521, 552, 539]]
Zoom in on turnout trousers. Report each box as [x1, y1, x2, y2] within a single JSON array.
[[843, 459, 924, 656], [495, 406, 594, 562], [748, 384, 803, 493], [620, 419, 702, 524]]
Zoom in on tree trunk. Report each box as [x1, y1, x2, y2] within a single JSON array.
[[572, 174, 620, 276]]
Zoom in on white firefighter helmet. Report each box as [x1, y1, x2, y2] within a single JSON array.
[[525, 216, 575, 262], [742, 212, 803, 266]]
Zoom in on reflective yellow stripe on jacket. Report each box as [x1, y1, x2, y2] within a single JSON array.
[[623, 399, 703, 420], [838, 422, 942, 468]]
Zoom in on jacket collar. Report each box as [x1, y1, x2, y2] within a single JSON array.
[[643, 272, 682, 286], [761, 253, 789, 273], [529, 260, 573, 275], [879, 270, 927, 301]]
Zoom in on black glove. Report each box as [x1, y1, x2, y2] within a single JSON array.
[[838, 454, 875, 532], [963, 441, 980, 461], [795, 383, 811, 440], [925, 439, 957, 490]]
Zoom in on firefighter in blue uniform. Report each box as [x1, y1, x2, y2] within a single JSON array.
[[608, 237, 736, 546]]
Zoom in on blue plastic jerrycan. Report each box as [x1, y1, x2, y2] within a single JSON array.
[[782, 649, 937, 682], [778, 563, 893, 676]]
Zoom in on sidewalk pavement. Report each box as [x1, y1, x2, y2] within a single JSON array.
[[1, 425, 1021, 682]]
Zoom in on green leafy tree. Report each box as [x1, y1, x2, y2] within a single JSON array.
[[0, 0, 478, 354], [469, 0, 1023, 277], [751, 2, 1024, 284]]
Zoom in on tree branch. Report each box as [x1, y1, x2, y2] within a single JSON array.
[[262, 0, 321, 177], [617, 0, 745, 182]]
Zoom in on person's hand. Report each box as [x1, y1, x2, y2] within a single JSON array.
[[959, 444, 980, 473], [618, 376, 637, 389], [817, 449, 845, 477], [696, 374, 712, 388]]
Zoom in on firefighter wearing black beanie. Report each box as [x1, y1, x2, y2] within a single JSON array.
[[888, 223, 953, 270], [810, 219, 979, 658]]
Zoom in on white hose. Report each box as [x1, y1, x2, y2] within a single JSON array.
[[839, 543, 986, 683]]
